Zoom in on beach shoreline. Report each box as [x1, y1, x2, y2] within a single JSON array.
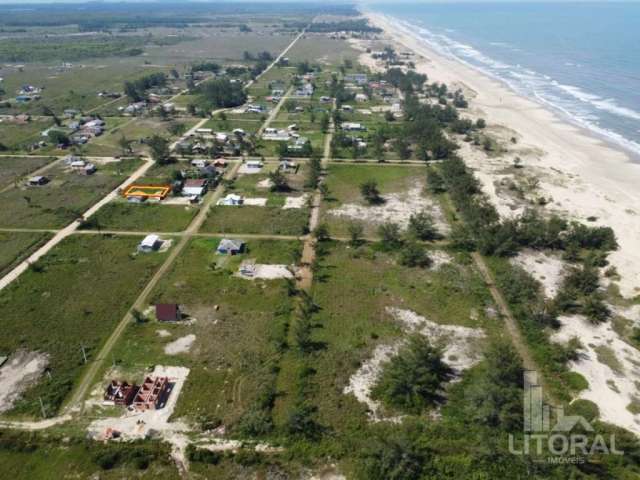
[[363, 10, 640, 299]]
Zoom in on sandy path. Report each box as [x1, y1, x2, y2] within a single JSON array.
[[366, 12, 640, 299]]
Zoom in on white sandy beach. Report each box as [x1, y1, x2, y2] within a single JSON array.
[[364, 12, 640, 299]]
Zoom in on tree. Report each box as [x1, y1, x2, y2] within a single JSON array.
[[426, 169, 446, 194], [320, 113, 329, 133], [47, 130, 69, 147], [147, 135, 171, 164], [372, 335, 454, 414], [118, 135, 131, 156], [399, 242, 432, 268], [268, 169, 289, 192], [476, 118, 486, 129], [378, 222, 402, 250], [314, 223, 330, 242], [348, 222, 364, 247], [360, 179, 383, 205], [408, 210, 438, 241], [394, 137, 411, 160]]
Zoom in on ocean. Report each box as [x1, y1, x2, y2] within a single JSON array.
[[369, 2, 640, 156]]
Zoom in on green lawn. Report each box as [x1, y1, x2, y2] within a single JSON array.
[[0, 118, 54, 151], [0, 234, 169, 419], [80, 202, 198, 232]]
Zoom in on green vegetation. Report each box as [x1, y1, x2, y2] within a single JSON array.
[[0, 231, 51, 276], [79, 202, 198, 232], [202, 206, 309, 236], [0, 159, 141, 229], [372, 335, 453, 414], [0, 235, 168, 417]]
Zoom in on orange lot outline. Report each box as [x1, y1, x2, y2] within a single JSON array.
[[122, 184, 171, 199]]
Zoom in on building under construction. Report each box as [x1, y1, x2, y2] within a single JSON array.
[[132, 376, 171, 410]]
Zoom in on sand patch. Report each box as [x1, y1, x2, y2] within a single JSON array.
[[344, 308, 485, 421], [243, 197, 268, 206], [0, 351, 49, 414], [257, 178, 274, 189], [283, 194, 309, 209], [329, 184, 450, 233], [512, 249, 566, 299], [430, 250, 454, 270], [164, 334, 196, 355], [238, 165, 263, 175], [551, 315, 640, 435], [237, 263, 294, 280], [157, 329, 171, 338]]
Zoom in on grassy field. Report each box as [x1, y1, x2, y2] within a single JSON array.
[[0, 118, 55, 151], [98, 237, 301, 427], [0, 155, 56, 187], [272, 240, 494, 445], [0, 234, 169, 418], [0, 431, 177, 479], [202, 205, 309, 236], [79, 201, 198, 232], [0, 231, 52, 276], [285, 35, 359, 65], [0, 62, 169, 116], [0, 158, 141, 229], [321, 163, 427, 236]]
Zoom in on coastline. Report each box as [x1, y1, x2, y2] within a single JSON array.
[[363, 11, 640, 299]]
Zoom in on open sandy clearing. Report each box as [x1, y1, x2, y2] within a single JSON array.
[[243, 197, 268, 206], [236, 263, 294, 280], [344, 308, 485, 421], [329, 184, 450, 233], [551, 315, 640, 435], [164, 334, 196, 355], [283, 194, 309, 209], [512, 249, 566, 299], [0, 351, 49, 414]]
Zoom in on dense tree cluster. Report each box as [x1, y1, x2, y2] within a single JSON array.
[[124, 72, 167, 102]]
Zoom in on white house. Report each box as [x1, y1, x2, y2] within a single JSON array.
[[217, 194, 244, 206], [138, 234, 161, 253], [341, 122, 365, 131]]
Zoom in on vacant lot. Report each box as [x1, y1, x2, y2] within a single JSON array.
[[0, 231, 52, 277], [285, 35, 359, 64], [80, 202, 198, 232], [0, 118, 55, 151], [0, 155, 56, 188], [0, 234, 168, 418], [202, 205, 309, 236], [321, 163, 431, 236], [273, 241, 492, 437], [0, 158, 141, 229]]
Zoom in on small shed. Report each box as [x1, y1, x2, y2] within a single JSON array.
[[216, 238, 245, 255], [138, 234, 161, 252], [28, 176, 48, 186], [155, 304, 181, 322]]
